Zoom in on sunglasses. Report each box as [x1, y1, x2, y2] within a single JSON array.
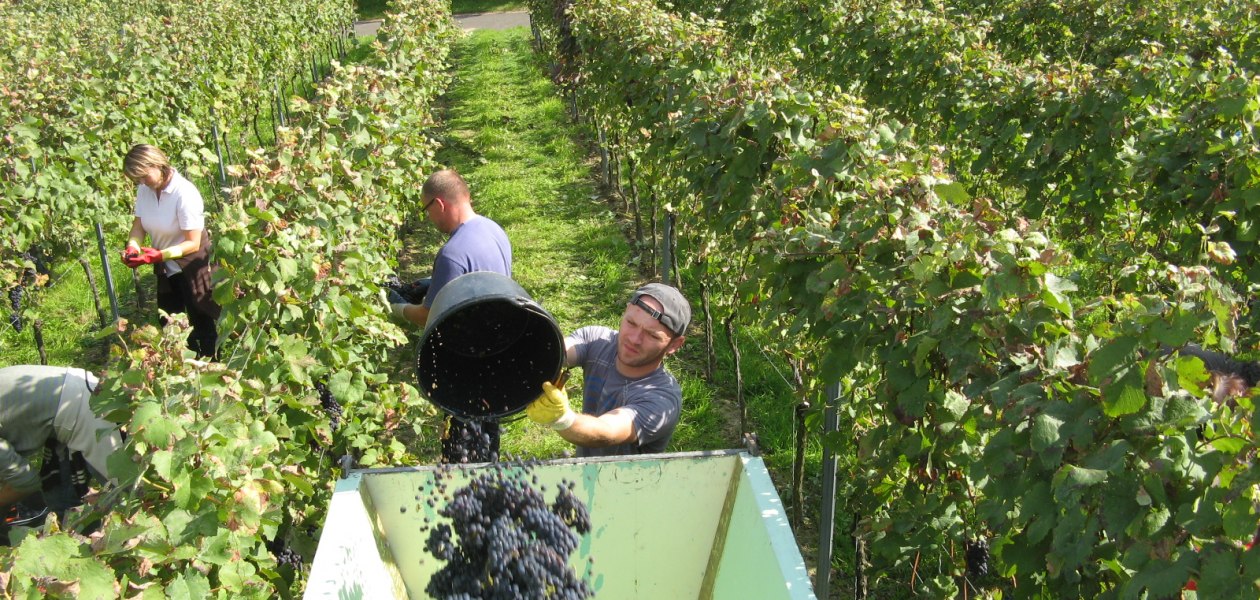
[[422, 197, 438, 212]]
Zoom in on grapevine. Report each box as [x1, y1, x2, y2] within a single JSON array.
[[0, 0, 460, 597], [663, 0, 1260, 292], [0, 0, 351, 302], [530, 0, 1260, 596]]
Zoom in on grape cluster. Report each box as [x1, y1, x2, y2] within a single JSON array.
[[441, 421, 498, 465], [9, 286, 24, 333], [551, 486, 589, 533], [266, 536, 304, 571], [316, 382, 343, 431], [421, 463, 593, 599], [965, 537, 990, 580], [20, 250, 48, 279], [385, 276, 431, 305]]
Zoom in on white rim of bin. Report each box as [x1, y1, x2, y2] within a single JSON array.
[[737, 453, 818, 599]]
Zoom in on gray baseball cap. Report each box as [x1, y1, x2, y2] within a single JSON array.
[[629, 283, 691, 337]]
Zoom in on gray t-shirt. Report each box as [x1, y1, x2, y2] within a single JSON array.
[[568, 326, 681, 457], [423, 216, 512, 308]]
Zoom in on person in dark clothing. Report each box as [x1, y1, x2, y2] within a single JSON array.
[[527, 283, 690, 457]]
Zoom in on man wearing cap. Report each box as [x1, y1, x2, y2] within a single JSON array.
[[526, 283, 690, 456], [0, 365, 123, 515]]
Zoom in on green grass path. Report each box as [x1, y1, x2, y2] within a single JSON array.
[[397, 27, 732, 459], [415, 29, 837, 587]]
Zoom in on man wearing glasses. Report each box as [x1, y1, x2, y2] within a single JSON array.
[[389, 169, 512, 328], [526, 283, 689, 457], [388, 169, 512, 463]]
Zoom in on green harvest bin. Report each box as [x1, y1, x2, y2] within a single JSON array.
[[304, 449, 816, 599]]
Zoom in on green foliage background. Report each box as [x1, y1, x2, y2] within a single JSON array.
[[529, 0, 1260, 597], [1, 0, 458, 596], [1, 0, 1257, 597]]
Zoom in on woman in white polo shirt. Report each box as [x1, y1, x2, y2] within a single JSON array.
[[120, 144, 221, 358]]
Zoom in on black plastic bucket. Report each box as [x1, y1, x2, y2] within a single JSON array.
[[415, 272, 565, 420]]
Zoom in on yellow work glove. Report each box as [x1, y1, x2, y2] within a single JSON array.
[[527, 381, 576, 431]]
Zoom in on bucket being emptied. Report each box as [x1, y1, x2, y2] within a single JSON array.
[[415, 271, 565, 420]]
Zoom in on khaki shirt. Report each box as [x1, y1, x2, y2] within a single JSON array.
[[0, 366, 117, 492]]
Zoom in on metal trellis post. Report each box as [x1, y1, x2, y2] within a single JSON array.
[[598, 127, 609, 186], [210, 109, 228, 191], [816, 380, 841, 599], [94, 223, 120, 324], [276, 82, 287, 128], [661, 212, 674, 283]]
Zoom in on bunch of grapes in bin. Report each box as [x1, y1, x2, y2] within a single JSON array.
[[417, 460, 594, 599]]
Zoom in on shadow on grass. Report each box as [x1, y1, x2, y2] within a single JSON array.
[[355, 0, 389, 21]]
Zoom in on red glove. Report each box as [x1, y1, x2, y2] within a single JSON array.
[[133, 247, 163, 265], [121, 247, 143, 269]]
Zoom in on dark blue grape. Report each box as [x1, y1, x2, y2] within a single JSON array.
[[265, 536, 304, 571], [421, 464, 593, 599], [8, 286, 24, 333], [965, 538, 990, 579], [316, 382, 342, 431]]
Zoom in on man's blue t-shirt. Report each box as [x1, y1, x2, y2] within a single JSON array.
[[423, 216, 513, 307], [567, 326, 682, 457]]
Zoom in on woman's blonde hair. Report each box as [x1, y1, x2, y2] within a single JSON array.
[[123, 144, 171, 179]]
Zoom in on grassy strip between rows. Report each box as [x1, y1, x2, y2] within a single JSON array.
[[415, 32, 826, 574], [393, 27, 750, 462]]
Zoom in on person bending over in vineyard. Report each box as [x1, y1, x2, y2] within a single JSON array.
[[387, 169, 512, 464], [0, 365, 123, 539], [526, 283, 689, 457], [120, 144, 221, 359]]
